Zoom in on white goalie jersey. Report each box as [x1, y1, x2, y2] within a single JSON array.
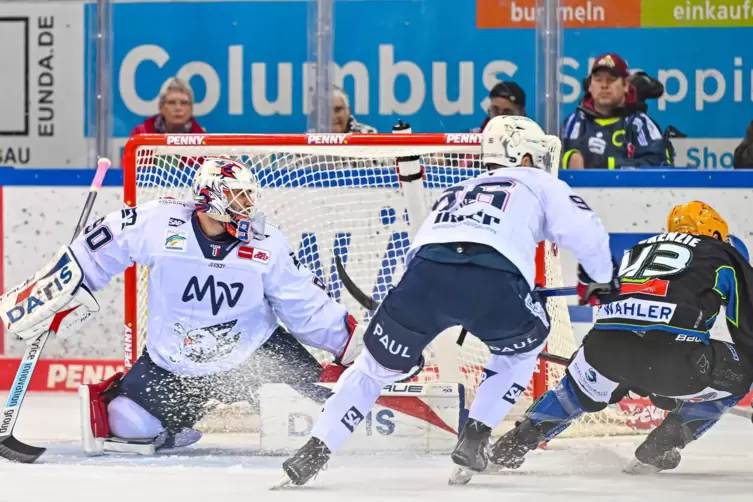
[[408, 167, 613, 287], [68, 199, 349, 376]]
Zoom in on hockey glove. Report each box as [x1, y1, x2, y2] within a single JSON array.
[[577, 264, 621, 306]]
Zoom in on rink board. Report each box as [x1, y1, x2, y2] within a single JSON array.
[[258, 382, 464, 453], [0, 170, 752, 412]]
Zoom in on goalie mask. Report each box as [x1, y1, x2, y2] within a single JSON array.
[[192, 157, 260, 239], [481, 115, 561, 172]]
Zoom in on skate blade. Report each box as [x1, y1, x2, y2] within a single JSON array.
[[448, 466, 475, 485], [623, 457, 662, 475], [270, 474, 294, 490]]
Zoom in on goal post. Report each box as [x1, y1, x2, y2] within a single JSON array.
[[121, 132, 657, 437]]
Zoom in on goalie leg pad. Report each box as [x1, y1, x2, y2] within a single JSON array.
[[108, 396, 164, 439]]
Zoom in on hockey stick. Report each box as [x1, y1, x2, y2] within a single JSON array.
[[0, 158, 111, 463], [334, 255, 574, 367], [335, 255, 575, 309], [334, 261, 753, 426]]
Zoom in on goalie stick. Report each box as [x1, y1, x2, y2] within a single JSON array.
[[0, 158, 111, 463]]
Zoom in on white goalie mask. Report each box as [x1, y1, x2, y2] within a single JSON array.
[[192, 157, 260, 238], [481, 115, 562, 172]]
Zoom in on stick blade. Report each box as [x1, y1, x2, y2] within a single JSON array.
[[0, 434, 45, 463]]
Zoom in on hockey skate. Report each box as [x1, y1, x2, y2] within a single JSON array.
[[624, 416, 691, 475], [273, 437, 331, 489], [156, 427, 203, 451], [488, 419, 545, 470], [448, 419, 491, 485]]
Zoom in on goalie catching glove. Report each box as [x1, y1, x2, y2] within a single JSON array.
[[0, 247, 99, 340]]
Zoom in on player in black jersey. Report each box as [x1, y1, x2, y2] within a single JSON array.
[[486, 201, 753, 476]]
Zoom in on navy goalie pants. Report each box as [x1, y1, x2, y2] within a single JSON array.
[[363, 255, 551, 372], [115, 327, 324, 430]]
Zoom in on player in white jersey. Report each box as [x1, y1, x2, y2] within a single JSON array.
[[1, 157, 361, 454], [279, 115, 620, 486]]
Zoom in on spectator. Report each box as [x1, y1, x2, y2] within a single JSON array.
[[130, 77, 206, 136], [470, 81, 527, 133], [562, 54, 671, 169], [734, 120, 753, 168], [332, 87, 377, 133]]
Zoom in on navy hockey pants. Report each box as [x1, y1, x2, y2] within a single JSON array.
[[363, 256, 551, 372]]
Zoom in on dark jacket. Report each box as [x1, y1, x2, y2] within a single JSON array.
[[734, 120, 753, 168], [130, 114, 206, 136], [561, 85, 671, 169]]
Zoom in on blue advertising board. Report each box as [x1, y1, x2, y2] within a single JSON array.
[[83, 1, 753, 141]]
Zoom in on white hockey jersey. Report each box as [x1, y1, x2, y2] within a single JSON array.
[[69, 199, 348, 376], [408, 167, 613, 287]]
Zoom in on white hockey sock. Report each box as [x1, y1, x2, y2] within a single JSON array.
[[468, 346, 543, 429], [311, 349, 402, 453]]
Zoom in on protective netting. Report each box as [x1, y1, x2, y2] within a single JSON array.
[[126, 139, 655, 437]]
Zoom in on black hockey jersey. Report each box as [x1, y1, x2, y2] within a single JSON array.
[[593, 233, 753, 359]]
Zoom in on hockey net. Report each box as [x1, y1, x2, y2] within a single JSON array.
[[122, 133, 657, 437]]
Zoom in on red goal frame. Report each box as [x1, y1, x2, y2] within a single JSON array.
[[122, 133, 552, 399]]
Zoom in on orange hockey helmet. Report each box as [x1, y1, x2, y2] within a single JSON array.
[[667, 201, 728, 242]]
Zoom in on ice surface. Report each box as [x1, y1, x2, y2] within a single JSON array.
[[1, 393, 752, 501]]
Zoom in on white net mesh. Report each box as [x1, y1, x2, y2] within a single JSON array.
[[126, 137, 654, 436]]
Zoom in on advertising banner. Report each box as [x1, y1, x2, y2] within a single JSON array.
[[0, 1, 751, 168]]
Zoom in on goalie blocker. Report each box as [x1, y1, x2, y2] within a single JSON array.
[[0, 247, 99, 341]]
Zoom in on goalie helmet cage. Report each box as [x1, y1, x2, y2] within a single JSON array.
[[122, 133, 646, 437]]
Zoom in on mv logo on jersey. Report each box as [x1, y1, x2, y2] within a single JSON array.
[[182, 275, 244, 315]]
